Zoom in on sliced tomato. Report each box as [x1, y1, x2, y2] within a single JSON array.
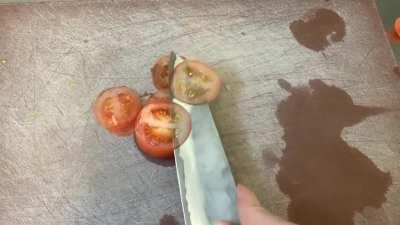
[[93, 86, 141, 136], [151, 55, 172, 89], [134, 102, 191, 159], [395, 18, 400, 38], [171, 60, 221, 104], [145, 89, 172, 105]]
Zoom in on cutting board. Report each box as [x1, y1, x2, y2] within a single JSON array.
[[0, 1, 399, 225]]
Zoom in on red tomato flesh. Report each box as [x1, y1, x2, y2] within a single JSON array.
[[93, 86, 141, 136], [134, 102, 191, 159]]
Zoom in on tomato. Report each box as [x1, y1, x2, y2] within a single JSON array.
[[145, 89, 172, 105], [395, 17, 400, 38], [134, 102, 191, 159], [151, 55, 172, 89], [93, 86, 142, 136], [171, 60, 221, 104]]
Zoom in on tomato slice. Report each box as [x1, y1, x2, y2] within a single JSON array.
[[134, 102, 191, 159], [145, 89, 172, 105], [93, 86, 142, 136], [151, 55, 172, 90], [395, 18, 400, 38], [171, 60, 221, 104]]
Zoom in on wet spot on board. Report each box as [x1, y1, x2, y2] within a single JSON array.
[[263, 150, 279, 169], [83, 39, 89, 43], [290, 9, 345, 52], [159, 214, 179, 225], [275, 79, 392, 225], [394, 66, 400, 77]]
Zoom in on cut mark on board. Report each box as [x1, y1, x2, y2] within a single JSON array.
[[159, 214, 179, 225]]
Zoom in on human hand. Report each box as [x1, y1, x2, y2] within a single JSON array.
[[215, 184, 296, 225]]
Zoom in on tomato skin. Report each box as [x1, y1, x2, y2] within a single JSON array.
[[134, 103, 174, 158], [151, 55, 172, 90], [93, 86, 142, 136], [135, 125, 174, 159], [395, 18, 400, 38], [144, 89, 172, 105]]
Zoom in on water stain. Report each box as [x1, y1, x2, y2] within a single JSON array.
[[275, 79, 392, 225], [394, 66, 400, 77], [263, 150, 279, 169], [159, 214, 179, 225], [290, 8, 345, 52]]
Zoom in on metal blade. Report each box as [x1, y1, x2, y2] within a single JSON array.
[[173, 56, 239, 225]]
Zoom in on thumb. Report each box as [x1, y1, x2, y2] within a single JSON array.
[[213, 221, 231, 225], [237, 184, 295, 225]]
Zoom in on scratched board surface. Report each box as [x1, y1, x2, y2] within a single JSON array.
[[0, 0, 399, 225]]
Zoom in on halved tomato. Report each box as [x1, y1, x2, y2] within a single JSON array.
[[171, 60, 221, 104], [151, 55, 172, 90], [93, 86, 141, 136], [395, 18, 400, 38], [134, 102, 191, 159], [144, 89, 172, 105]]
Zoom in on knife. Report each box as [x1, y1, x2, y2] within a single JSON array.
[[172, 55, 239, 225]]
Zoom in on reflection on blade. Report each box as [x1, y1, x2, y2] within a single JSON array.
[[173, 56, 239, 225]]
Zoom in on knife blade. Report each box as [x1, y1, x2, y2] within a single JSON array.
[[172, 55, 239, 225]]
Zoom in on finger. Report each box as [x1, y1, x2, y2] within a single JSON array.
[[237, 184, 295, 225], [237, 184, 271, 225], [237, 184, 262, 207], [213, 221, 231, 225]]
